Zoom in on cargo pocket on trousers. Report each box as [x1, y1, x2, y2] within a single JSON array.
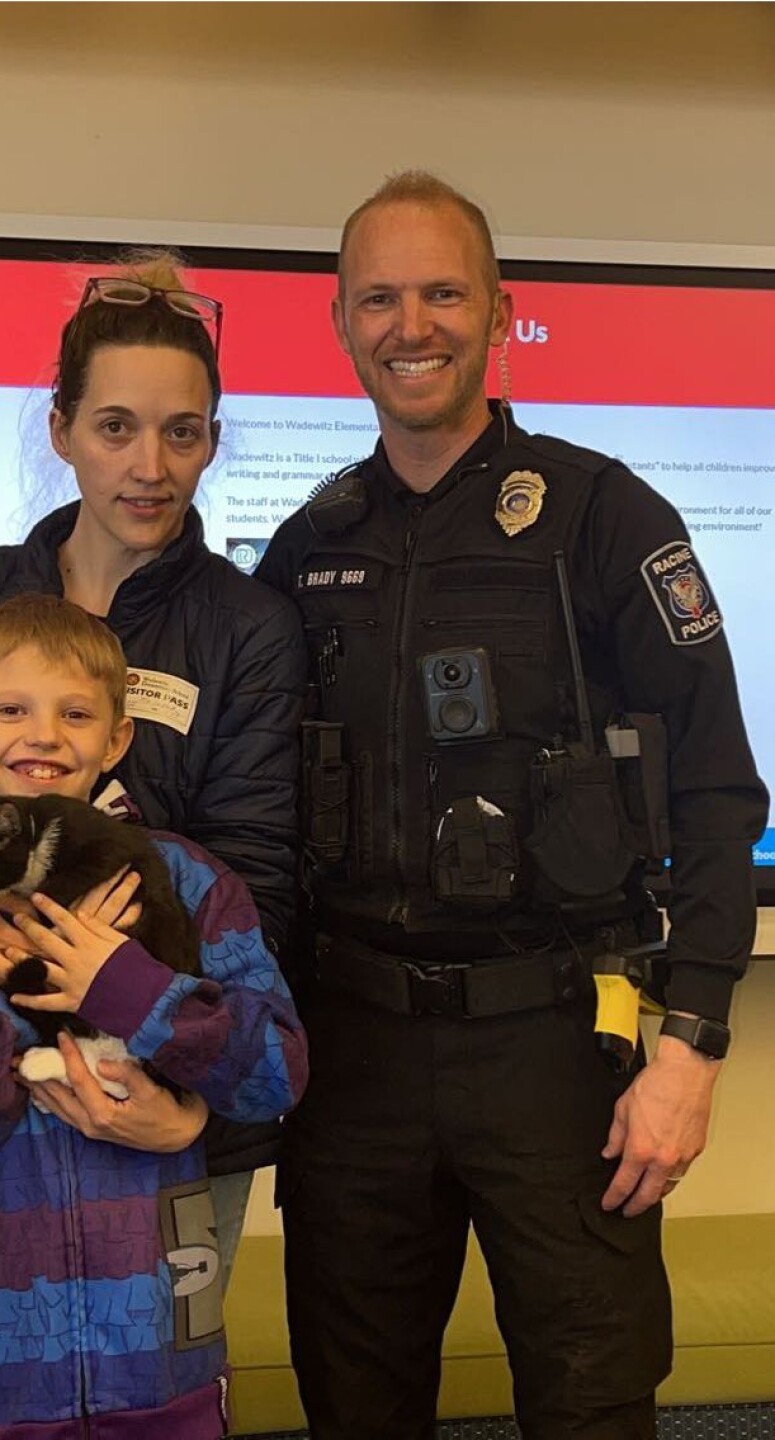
[[571, 1190, 673, 1402], [577, 1189, 662, 1256]]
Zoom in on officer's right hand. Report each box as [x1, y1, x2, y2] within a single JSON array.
[[600, 1034, 720, 1217]]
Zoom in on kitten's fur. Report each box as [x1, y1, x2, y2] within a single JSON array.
[[0, 796, 200, 1094]]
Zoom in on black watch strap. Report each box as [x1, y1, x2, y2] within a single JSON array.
[[660, 1013, 730, 1060]]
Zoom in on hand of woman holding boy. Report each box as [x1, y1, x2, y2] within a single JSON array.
[[21, 1031, 209, 1152]]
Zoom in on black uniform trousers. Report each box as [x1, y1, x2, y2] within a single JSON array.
[[278, 980, 672, 1440]]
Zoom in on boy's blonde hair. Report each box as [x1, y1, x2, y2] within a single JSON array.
[[0, 594, 127, 726]]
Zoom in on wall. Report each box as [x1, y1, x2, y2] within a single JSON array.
[[1, 0, 773, 1230], [1, 2, 775, 246]]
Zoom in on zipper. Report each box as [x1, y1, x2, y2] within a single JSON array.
[[421, 614, 530, 628], [59, 1123, 91, 1426], [427, 757, 440, 833], [387, 522, 420, 919], [303, 618, 381, 632]]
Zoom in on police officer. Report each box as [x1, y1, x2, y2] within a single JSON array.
[[257, 172, 768, 1440]]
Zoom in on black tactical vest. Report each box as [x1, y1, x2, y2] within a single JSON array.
[[292, 436, 645, 952]]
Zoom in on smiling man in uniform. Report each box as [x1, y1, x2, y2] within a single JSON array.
[[258, 171, 767, 1440]]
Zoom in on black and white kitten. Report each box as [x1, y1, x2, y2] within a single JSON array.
[[0, 795, 200, 1098]]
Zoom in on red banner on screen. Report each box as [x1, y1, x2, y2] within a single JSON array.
[[4, 258, 775, 408]]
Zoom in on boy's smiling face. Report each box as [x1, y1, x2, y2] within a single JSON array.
[[0, 645, 133, 802]]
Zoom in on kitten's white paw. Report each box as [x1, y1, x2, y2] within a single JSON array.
[[20, 1034, 135, 1108], [19, 1047, 67, 1085]]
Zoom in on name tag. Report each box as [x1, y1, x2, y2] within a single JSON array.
[[125, 668, 200, 735], [296, 561, 382, 592]]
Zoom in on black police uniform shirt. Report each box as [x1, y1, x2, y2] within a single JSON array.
[[257, 404, 768, 1026]]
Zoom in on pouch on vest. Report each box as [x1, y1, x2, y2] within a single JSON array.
[[525, 747, 638, 898], [302, 721, 351, 866], [605, 713, 671, 861], [434, 795, 518, 913]]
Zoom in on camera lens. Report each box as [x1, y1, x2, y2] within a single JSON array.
[[438, 697, 476, 733], [433, 656, 471, 689]]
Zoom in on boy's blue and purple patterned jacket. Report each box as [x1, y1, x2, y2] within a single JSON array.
[[0, 833, 308, 1438]]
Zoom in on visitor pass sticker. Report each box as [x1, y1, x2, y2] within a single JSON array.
[[125, 669, 200, 735]]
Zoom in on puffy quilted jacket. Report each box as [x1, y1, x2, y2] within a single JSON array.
[[0, 504, 307, 1171]]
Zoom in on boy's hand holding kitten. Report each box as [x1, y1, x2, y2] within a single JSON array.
[[0, 867, 144, 1099], [4, 885, 139, 1012]]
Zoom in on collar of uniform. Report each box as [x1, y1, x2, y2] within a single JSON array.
[[369, 401, 516, 504]]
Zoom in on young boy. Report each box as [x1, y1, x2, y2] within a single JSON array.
[[0, 593, 308, 1438]]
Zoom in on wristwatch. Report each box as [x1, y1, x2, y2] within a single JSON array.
[[659, 1012, 731, 1060]]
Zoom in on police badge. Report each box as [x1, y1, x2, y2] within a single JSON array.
[[495, 470, 546, 537]]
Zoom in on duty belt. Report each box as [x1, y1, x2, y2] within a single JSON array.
[[314, 934, 596, 1020]]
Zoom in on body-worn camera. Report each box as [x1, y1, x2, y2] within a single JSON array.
[[420, 648, 499, 743]]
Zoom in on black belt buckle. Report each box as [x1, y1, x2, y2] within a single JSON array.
[[403, 962, 468, 1017]]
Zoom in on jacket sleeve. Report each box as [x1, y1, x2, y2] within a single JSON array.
[[76, 840, 309, 1123], [576, 464, 769, 1022], [184, 585, 307, 953]]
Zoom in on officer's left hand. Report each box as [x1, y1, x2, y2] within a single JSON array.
[[600, 1031, 720, 1217]]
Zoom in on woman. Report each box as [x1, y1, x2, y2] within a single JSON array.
[[0, 253, 307, 1283]]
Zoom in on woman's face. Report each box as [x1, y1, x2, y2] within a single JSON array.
[[50, 344, 218, 558]]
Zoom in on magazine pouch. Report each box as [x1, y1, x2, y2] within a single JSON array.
[[434, 795, 518, 914], [302, 721, 351, 867]]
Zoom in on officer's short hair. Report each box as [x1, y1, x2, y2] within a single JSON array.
[[338, 171, 501, 298]]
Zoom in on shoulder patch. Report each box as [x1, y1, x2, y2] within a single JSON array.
[[640, 541, 723, 646]]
